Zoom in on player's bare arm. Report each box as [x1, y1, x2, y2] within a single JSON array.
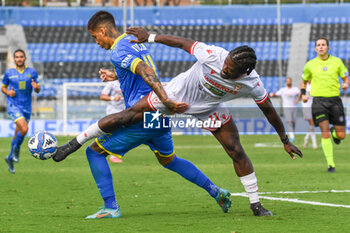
[[257, 97, 303, 159], [135, 61, 188, 114], [300, 79, 309, 103], [1, 86, 16, 97], [341, 75, 349, 92], [126, 27, 194, 54]]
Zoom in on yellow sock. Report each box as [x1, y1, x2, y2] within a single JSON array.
[[321, 138, 335, 167]]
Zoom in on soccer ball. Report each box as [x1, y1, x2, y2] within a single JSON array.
[[28, 131, 58, 160]]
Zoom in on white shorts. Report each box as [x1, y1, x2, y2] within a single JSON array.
[[147, 91, 231, 131], [284, 108, 297, 123], [302, 107, 312, 120]]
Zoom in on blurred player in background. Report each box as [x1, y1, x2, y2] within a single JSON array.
[[1, 49, 40, 174], [54, 11, 232, 219], [55, 26, 303, 216], [99, 79, 124, 163], [270, 77, 299, 143], [297, 81, 317, 149], [301, 37, 349, 173]]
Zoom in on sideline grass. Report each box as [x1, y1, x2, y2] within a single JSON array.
[[1, 135, 349, 233]]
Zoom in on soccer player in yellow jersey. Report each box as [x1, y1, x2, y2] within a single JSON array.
[[301, 37, 349, 173]]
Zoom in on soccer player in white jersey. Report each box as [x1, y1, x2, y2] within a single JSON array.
[[100, 79, 125, 163], [270, 77, 300, 142], [298, 81, 317, 149], [54, 27, 303, 216]]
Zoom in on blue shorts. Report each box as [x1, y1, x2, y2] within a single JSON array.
[[7, 103, 31, 122], [95, 124, 174, 158]]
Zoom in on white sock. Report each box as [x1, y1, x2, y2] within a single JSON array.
[[309, 125, 317, 145], [289, 132, 295, 140], [305, 132, 310, 141], [239, 172, 259, 204], [76, 122, 105, 145]]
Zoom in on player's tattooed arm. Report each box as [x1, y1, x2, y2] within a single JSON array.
[[126, 27, 194, 54], [135, 61, 188, 114], [257, 97, 303, 159]]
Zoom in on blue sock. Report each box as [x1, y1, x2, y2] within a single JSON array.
[[15, 131, 25, 149], [164, 155, 219, 198], [8, 139, 16, 160], [86, 147, 119, 210]]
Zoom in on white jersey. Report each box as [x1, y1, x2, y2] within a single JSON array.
[[301, 83, 313, 108], [275, 86, 299, 108], [101, 80, 125, 115], [148, 42, 268, 115]]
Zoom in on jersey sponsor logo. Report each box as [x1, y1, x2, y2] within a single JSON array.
[[204, 83, 226, 96], [323, 66, 327, 71], [206, 49, 213, 54], [121, 55, 133, 68], [9, 75, 18, 79], [203, 75, 237, 96]]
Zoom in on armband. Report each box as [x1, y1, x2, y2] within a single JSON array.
[[281, 135, 289, 145], [148, 34, 156, 43], [300, 89, 306, 95]]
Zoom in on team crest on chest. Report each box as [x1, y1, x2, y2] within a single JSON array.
[[323, 66, 327, 71]]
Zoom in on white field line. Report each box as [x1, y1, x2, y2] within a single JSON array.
[[254, 143, 283, 148], [231, 190, 350, 208]]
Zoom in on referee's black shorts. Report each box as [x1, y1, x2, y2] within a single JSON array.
[[312, 96, 346, 126]]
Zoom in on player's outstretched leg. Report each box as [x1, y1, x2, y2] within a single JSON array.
[[5, 156, 15, 174], [85, 207, 122, 219], [250, 202, 273, 216], [160, 154, 232, 213], [215, 188, 232, 213], [52, 137, 81, 162]]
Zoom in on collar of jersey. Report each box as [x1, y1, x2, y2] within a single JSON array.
[[111, 33, 127, 51], [317, 54, 331, 61], [15, 65, 27, 74]]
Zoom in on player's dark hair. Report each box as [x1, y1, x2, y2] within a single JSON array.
[[87, 11, 117, 31], [229, 45, 257, 75], [13, 49, 26, 57], [315, 37, 329, 46]]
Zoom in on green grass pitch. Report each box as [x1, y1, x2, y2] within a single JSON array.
[[1, 135, 349, 233]]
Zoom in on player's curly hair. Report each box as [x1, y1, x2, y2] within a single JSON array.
[[13, 49, 26, 57], [229, 45, 257, 75], [87, 10, 117, 31]]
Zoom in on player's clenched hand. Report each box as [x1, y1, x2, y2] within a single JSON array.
[[99, 69, 117, 82], [284, 143, 303, 160], [301, 94, 309, 103], [8, 87, 16, 97], [126, 27, 149, 44], [341, 83, 348, 92], [31, 79, 39, 89], [164, 99, 188, 114]]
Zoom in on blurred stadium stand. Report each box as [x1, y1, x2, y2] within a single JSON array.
[[1, 5, 350, 101]]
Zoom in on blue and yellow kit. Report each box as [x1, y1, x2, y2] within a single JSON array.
[[2, 66, 39, 122], [96, 34, 174, 158]]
